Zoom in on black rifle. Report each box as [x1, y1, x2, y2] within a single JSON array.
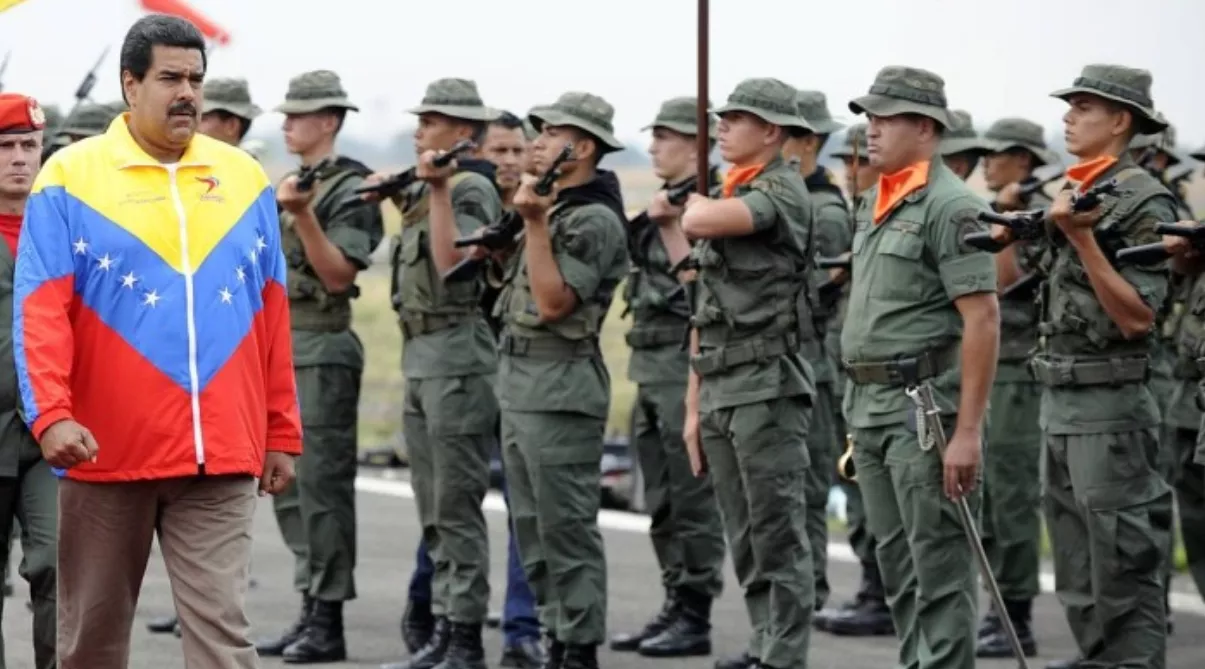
[[1115, 221, 1205, 265], [1015, 165, 1065, 201], [963, 178, 1119, 253], [816, 256, 850, 271], [345, 139, 475, 206], [42, 47, 109, 162], [815, 256, 851, 305], [440, 143, 574, 283], [296, 158, 333, 192]]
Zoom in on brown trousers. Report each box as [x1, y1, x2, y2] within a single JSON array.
[[57, 474, 259, 669]]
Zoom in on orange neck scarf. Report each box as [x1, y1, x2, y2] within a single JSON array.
[[722, 163, 764, 199], [873, 161, 929, 224], [1064, 155, 1117, 193]]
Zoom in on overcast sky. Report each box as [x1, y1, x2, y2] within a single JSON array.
[[2, 0, 1203, 145]]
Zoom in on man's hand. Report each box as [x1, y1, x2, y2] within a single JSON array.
[[416, 149, 457, 187], [277, 174, 318, 215], [39, 419, 98, 469], [684, 406, 706, 477], [357, 172, 391, 203], [648, 190, 685, 224], [995, 182, 1025, 212], [683, 192, 708, 211], [1050, 189, 1103, 236], [989, 220, 1017, 246], [828, 251, 852, 283], [260, 451, 296, 497], [513, 174, 557, 225], [942, 427, 981, 499], [1164, 219, 1202, 258]]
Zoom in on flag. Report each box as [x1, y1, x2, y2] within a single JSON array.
[[138, 0, 231, 45], [0, 0, 30, 13]]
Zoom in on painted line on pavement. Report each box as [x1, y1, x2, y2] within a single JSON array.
[[355, 474, 1205, 617]]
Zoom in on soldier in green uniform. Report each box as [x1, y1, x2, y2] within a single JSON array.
[[655, 78, 816, 669], [973, 117, 1058, 659], [843, 66, 1000, 669], [938, 110, 990, 181], [253, 70, 383, 665], [490, 91, 629, 669], [374, 78, 503, 669], [989, 64, 1176, 669], [781, 89, 849, 615], [609, 96, 726, 659], [813, 123, 895, 638], [0, 92, 56, 669]]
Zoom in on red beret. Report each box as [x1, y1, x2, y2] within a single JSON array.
[[0, 93, 46, 135]]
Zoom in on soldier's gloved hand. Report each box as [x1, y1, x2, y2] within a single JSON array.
[[513, 174, 557, 225], [995, 182, 1025, 212], [38, 419, 99, 469], [942, 427, 981, 499], [416, 149, 457, 186], [260, 451, 297, 497], [1050, 188, 1103, 235], [648, 190, 684, 224], [357, 172, 391, 203], [684, 407, 707, 477], [277, 174, 317, 215]]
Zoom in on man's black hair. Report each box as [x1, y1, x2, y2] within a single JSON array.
[[119, 15, 208, 102], [206, 109, 252, 141], [492, 111, 524, 130]]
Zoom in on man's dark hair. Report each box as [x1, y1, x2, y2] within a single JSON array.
[[491, 111, 524, 130], [207, 110, 252, 141], [119, 15, 208, 101]]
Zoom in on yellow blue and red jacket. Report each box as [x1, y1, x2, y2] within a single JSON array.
[[14, 116, 303, 482]]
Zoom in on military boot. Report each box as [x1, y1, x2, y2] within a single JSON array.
[[432, 622, 486, 669], [976, 605, 1001, 640], [813, 563, 885, 633], [382, 617, 450, 669], [541, 636, 565, 669], [637, 587, 712, 657], [256, 595, 315, 656], [713, 652, 758, 669], [1045, 657, 1083, 669], [146, 614, 179, 634], [609, 588, 678, 651], [976, 598, 1037, 658], [282, 600, 348, 664], [500, 636, 546, 669], [560, 644, 599, 669], [823, 592, 894, 636], [402, 599, 437, 654]]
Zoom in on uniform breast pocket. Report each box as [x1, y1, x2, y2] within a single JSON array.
[[871, 228, 926, 301]]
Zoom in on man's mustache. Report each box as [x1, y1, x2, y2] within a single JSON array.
[[169, 102, 197, 116]]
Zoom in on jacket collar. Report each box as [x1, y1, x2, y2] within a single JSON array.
[[104, 113, 213, 170]]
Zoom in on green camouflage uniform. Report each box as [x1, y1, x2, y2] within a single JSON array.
[[938, 110, 990, 181], [495, 92, 629, 660], [611, 97, 726, 657], [793, 90, 850, 612], [692, 78, 817, 669], [0, 185, 56, 669], [974, 118, 1057, 658], [1040, 64, 1176, 669], [256, 70, 384, 662], [390, 79, 503, 666], [1168, 266, 1205, 606], [842, 66, 997, 669]]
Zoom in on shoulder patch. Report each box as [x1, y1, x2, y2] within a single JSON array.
[[953, 207, 988, 253]]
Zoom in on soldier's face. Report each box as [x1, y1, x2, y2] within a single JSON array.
[[123, 45, 203, 150], [198, 112, 242, 146], [482, 125, 526, 190], [942, 152, 976, 180], [648, 128, 695, 181], [415, 113, 471, 154], [530, 125, 589, 174], [717, 112, 776, 164], [983, 150, 1031, 191], [1062, 94, 1132, 156], [282, 112, 336, 155], [0, 131, 41, 199], [866, 114, 931, 172], [841, 156, 877, 192]]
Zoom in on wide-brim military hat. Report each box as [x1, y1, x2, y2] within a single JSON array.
[[981, 117, 1059, 166], [1050, 64, 1166, 136], [714, 78, 813, 131], [641, 96, 717, 139], [829, 124, 868, 159], [409, 78, 499, 122], [849, 65, 957, 129], [204, 98, 263, 120], [528, 91, 624, 152], [795, 90, 844, 135], [203, 77, 263, 120], [1130, 132, 1181, 166], [1191, 144, 1205, 162], [275, 70, 360, 115]]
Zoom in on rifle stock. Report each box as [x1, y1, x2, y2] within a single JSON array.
[[346, 139, 475, 206]]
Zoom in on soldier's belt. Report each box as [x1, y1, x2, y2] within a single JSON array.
[[498, 334, 599, 360], [625, 324, 687, 349], [691, 333, 798, 376], [1028, 354, 1149, 387], [290, 305, 352, 333], [399, 312, 467, 340], [1173, 358, 1201, 380], [842, 347, 955, 386]]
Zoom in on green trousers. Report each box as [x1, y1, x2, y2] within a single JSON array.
[[631, 381, 725, 598], [852, 419, 981, 669], [501, 409, 607, 645], [805, 382, 837, 609], [272, 363, 361, 601], [405, 374, 494, 622], [0, 458, 57, 669], [701, 395, 812, 669], [1168, 427, 1205, 599], [981, 380, 1042, 600], [1044, 428, 1171, 668]]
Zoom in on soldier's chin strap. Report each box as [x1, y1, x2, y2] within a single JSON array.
[[897, 358, 1032, 669]]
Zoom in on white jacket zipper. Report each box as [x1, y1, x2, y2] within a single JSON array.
[[166, 164, 205, 467]]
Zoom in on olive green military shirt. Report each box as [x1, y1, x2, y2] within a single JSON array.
[[994, 188, 1052, 383], [498, 196, 629, 418], [696, 158, 816, 413], [399, 173, 503, 379], [1166, 273, 1205, 430], [840, 161, 997, 428], [290, 163, 384, 369], [1039, 158, 1176, 435], [625, 215, 691, 386], [805, 168, 852, 384], [0, 239, 42, 477]]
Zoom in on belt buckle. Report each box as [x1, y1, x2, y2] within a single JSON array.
[[751, 339, 768, 364]]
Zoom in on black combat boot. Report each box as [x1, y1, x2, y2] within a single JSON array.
[[813, 562, 887, 633], [542, 635, 565, 669], [1045, 657, 1083, 669], [637, 587, 712, 657], [500, 636, 546, 669], [608, 588, 678, 651], [560, 643, 599, 669], [382, 617, 450, 669], [402, 599, 437, 654], [976, 598, 1037, 658], [256, 595, 315, 656], [713, 651, 758, 669], [146, 614, 179, 634], [976, 605, 1001, 640], [432, 621, 486, 669], [282, 599, 348, 664]]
